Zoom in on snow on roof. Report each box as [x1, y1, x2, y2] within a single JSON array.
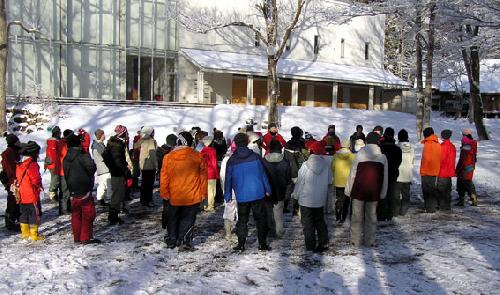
[[181, 48, 410, 88], [439, 59, 500, 94]]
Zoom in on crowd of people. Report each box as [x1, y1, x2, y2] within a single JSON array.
[[1, 122, 478, 253]]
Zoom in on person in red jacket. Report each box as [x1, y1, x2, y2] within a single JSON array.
[[200, 135, 219, 212], [262, 123, 286, 155], [322, 125, 341, 155], [437, 129, 456, 211], [77, 128, 91, 154], [455, 129, 478, 206], [1, 134, 22, 231], [17, 141, 44, 241], [45, 126, 62, 202]]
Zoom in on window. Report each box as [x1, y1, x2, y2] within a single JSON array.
[[365, 42, 370, 60], [341, 38, 345, 58], [255, 30, 260, 47], [313, 35, 319, 55], [286, 37, 291, 51]]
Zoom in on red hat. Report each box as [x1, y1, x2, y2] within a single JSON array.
[[114, 125, 128, 138], [310, 140, 326, 155]]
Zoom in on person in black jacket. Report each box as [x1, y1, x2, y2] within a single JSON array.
[[104, 125, 130, 225], [63, 133, 99, 244], [377, 127, 402, 221], [349, 125, 366, 153], [283, 126, 307, 214], [263, 140, 292, 238]]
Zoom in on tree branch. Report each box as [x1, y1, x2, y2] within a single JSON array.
[[275, 0, 305, 60], [7, 21, 40, 35]]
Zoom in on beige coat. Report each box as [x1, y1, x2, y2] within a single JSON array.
[[138, 137, 158, 171]]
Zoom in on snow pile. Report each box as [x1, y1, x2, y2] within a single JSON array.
[[0, 103, 499, 294]]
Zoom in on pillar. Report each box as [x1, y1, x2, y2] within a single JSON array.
[[332, 82, 338, 108], [197, 71, 204, 102], [247, 75, 254, 105], [368, 86, 374, 110], [291, 79, 299, 106]]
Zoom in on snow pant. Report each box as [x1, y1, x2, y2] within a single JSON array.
[[165, 203, 199, 247], [325, 184, 335, 214], [377, 182, 396, 221], [393, 182, 411, 216], [162, 199, 169, 229], [437, 177, 452, 211], [300, 206, 328, 251], [58, 176, 71, 215], [5, 190, 20, 230], [96, 173, 112, 201], [19, 203, 41, 225], [204, 179, 217, 211], [351, 199, 377, 247], [140, 170, 155, 205], [236, 199, 268, 247], [264, 199, 284, 238], [49, 170, 60, 198], [421, 176, 439, 213], [71, 194, 96, 243], [457, 178, 476, 199], [335, 187, 350, 223], [215, 179, 224, 204], [109, 176, 126, 223]]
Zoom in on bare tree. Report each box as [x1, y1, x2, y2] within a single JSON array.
[[0, 1, 39, 134]]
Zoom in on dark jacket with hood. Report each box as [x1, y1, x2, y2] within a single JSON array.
[[284, 137, 307, 179], [379, 137, 402, 184], [105, 136, 129, 177], [63, 147, 97, 196], [263, 152, 292, 203]]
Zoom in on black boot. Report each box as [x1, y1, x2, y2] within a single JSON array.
[[455, 196, 465, 207], [258, 243, 272, 251], [99, 199, 109, 206], [233, 244, 245, 252]]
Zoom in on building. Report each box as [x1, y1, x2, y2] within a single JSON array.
[[6, 0, 410, 110]]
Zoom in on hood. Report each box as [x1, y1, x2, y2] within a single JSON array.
[[421, 134, 439, 144], [65, 147, 82, 162], [398, 142, 413, 153], [234, 147, 256, 160], [361, 144, 382, 159], [285, 138, 305, 151], [265, 152, 284, 163], [335, 149, 352, 159], [305, 154, 327, 175], [169, 146, 194, 160], [247, 143, 261, 156]]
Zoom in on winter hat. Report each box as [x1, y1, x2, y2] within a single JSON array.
[[114, 125, 128, 138], [165, 134, 178, 148], [247, 132, 261, 144], [310, 140, 326, 155], [233, 133, 249, 147], [373, 125, 384, 135], [94, 129, 105, 140], [441, 129, 452, 140], [20, 141, 40, 157], [201, 135, 214, 147], [366, 132, 381, 144], [214, 128, 223, 139], [354, 139, 365, 151], [341, 139, 350, 149], [462, 128, 473, 136], [269, 139, 283, 153], [304, 132, 313, 140], [268, 123, 277, 130], [176, 131, 194, 147], [398, 129, 409, 142], [63, 129, 74, 138], [328, 125, 335, 131], [66, 133, 82, 148], [51, 126, 61, 137], [423, 127, 434, 139], [5, 134, 20, 147], [384, 127, 395, 139], [141, 126, 154, 137], [291, 126, 303, 138], [356, 125, 363, 131]]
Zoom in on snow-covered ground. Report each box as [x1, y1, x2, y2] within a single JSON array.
[[0, 103, 499, 294]]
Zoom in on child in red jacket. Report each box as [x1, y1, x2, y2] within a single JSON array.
[[437, 130, 456, 211], [17, 141, 44, 241], [455, 129, 478, 206], [201, 136, 220, 212]]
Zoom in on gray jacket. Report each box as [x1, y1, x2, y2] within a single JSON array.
[[91, 140, 109, 176]]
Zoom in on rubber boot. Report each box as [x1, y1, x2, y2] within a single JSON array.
[[29, 225, 45, 241], [20, 223, 30, 240], [470, 193, 478, 206], [224, 220, 235, 241], [49, 191, 58, 202]]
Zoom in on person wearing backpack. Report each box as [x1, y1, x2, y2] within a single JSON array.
[[331, 139, 356, 224], [1, 134, 22, 231], [284, 126, 307, 214], [64, 134, 100, 244], [17, 141, 44, 241], [91, 129, 111, 207], [134, 126, 158, 207]]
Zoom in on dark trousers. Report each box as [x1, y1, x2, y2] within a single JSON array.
[[166, 203, 199, 246], [457, 178, 476, 198], [422, 176, 438, 213], [19, 203, 41, 225], [162, 200, 169, 229], [140, 170, 156, 205], [300, 206, 328, 251], [264, 199, 276, 236], [109, 176, 126, 222], [5, 190, 20, 230], [377, 182, 396, 221], [393, 182, 411, 216], [59, 176, 71, 215], [71, 194, 96, 242], [236, 199, 268, 247], [437, 177, 452, 211], [335, 187, 350, 223]]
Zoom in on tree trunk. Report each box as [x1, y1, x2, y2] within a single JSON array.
[[267, 57, 279, 125], [415, 5, 424, 139], [423, 1, 436, 130], [0, 0, 7, 134], [462, 46, 489, 140]]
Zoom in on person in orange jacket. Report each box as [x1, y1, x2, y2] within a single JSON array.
[[160, 131, 208, 251], [437, 129, 456, 211], [17, 141, 44, 241], [420, 127, 441, 213]]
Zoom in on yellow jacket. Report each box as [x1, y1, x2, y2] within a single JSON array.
[[331, 149, 355, 188]]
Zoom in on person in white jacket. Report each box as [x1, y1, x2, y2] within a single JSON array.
[[345, 132, 388, 247], [394, 129, 415, 216], [292, 141, 332, 253]]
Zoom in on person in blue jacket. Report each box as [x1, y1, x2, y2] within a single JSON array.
[[224, 132, 272, 252]]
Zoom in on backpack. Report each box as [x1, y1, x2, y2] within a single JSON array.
[[10, 162, 30, 204], [101, 147, 114, 169]]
